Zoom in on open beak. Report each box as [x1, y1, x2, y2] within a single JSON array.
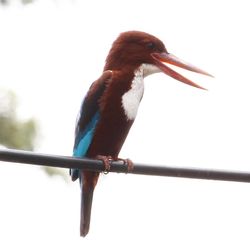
[[151, 52, 213, 90]]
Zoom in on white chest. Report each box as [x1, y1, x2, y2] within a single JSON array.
[[121, 67, 144, 121]]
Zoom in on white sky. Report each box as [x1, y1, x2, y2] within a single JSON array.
[[1, 0, 250, 249]]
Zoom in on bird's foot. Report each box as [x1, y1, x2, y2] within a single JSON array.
[[96, 155, 113, 174], [117, 158, 134, 172]]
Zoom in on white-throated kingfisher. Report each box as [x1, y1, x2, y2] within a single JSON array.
[[70, 31, 212, 237]]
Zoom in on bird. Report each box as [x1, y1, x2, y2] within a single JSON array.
[[70, 30, 212, 237]]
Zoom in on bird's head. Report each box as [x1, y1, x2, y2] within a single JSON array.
[[104, 31, 212, 89]]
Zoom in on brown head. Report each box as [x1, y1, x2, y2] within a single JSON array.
[[104, 31, 213, 89]]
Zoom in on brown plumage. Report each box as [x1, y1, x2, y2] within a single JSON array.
[[71, 30, 212, 237]]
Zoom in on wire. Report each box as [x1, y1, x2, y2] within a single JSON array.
[[0, 148, 250, 183]]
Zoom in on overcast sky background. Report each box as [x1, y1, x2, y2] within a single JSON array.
[[1, 0, 250, 249]]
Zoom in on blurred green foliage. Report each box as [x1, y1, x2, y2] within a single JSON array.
[[0, 90, 37, 150], [0, 89, 68, 180], [0, 0, 74, 7], [0, 0, 34, 5]]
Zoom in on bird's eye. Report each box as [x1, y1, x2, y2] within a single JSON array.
[[146, 42, 156, 50]]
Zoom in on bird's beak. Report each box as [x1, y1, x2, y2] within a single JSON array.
[[151, 52, 213, 90]]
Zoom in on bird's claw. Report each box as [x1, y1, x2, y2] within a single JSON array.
[[96, 155, 113, 174], [96, 155, 134, 174], [117, 158, 134, 173]]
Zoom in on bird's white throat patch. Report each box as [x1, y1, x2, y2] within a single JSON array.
[[122, 64, 160, 120]]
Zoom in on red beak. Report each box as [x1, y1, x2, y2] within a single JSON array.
[[151, 52, 213, 90]]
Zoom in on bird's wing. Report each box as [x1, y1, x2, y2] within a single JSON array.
[[70, 70, 112, 181], [73, 70, 112, 157]]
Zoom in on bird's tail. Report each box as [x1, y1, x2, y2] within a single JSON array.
[[80, 171, 98, 237]]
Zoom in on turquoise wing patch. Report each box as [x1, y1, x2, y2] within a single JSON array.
[[73, 112, 100, 157]]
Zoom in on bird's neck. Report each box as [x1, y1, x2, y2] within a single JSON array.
[[121, 65, 145, 121], [140, 63, 161, 77], [102, 63, 161, 121]]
